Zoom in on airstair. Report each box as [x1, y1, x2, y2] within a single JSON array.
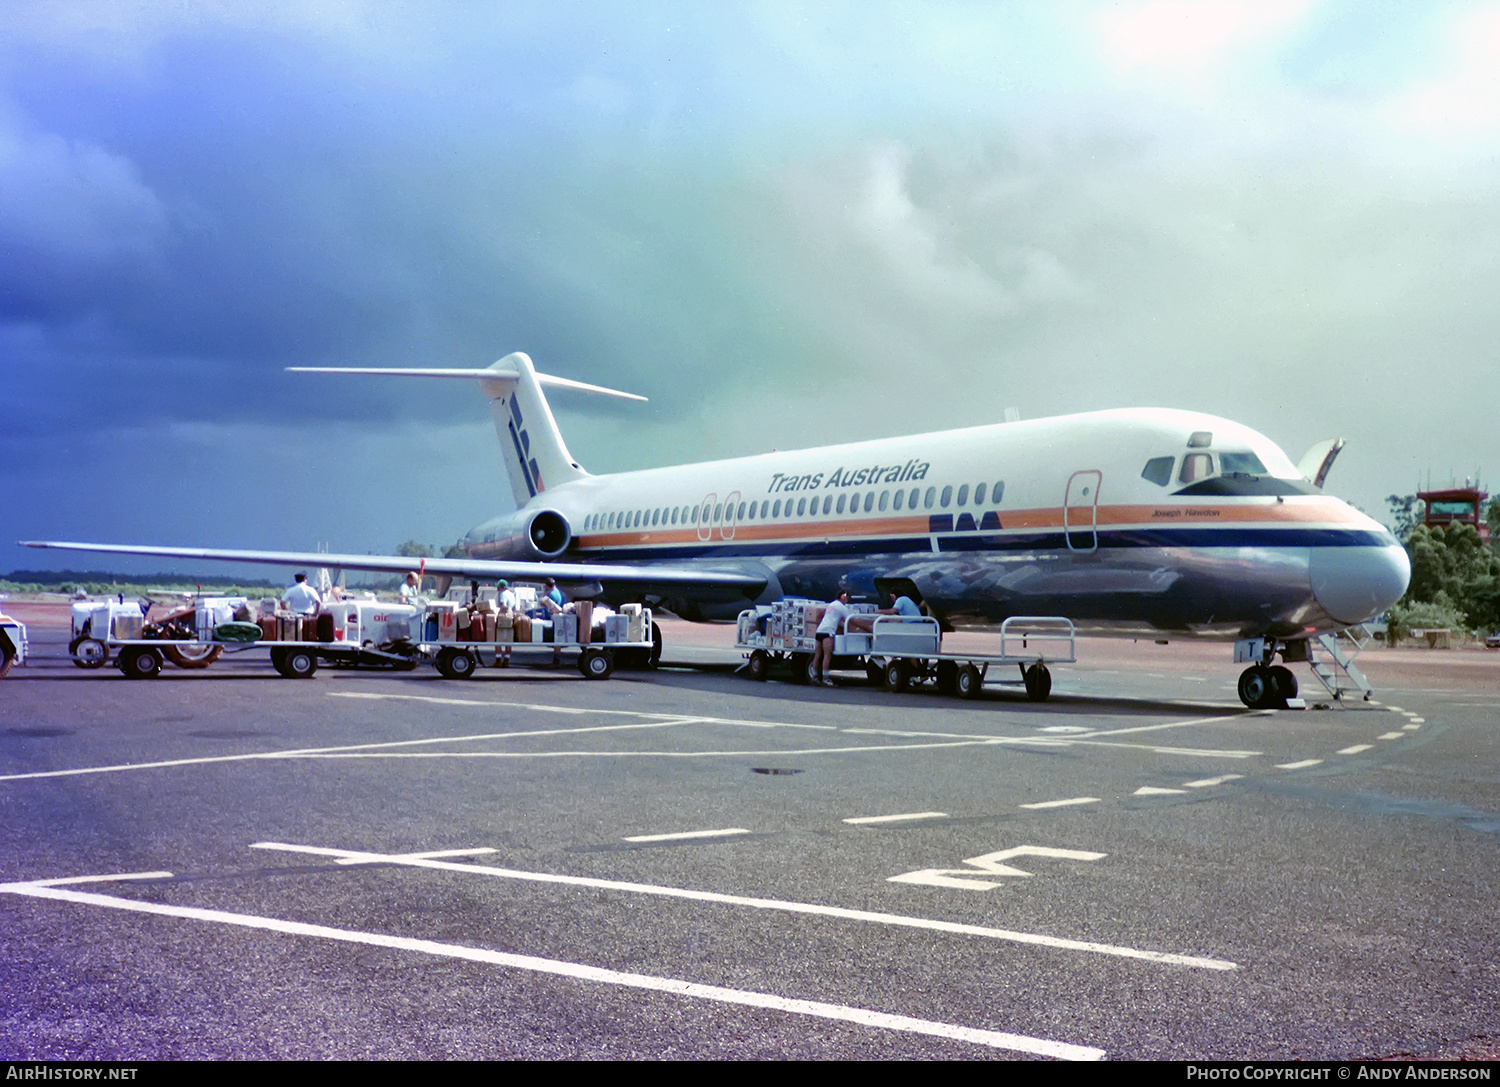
[[1306, 625, 1374, 701]]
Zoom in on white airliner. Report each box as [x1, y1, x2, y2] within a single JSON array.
[[25, 352, 1410, 706]]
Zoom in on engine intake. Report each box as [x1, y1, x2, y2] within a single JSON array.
[[466, 508, 572, 561]]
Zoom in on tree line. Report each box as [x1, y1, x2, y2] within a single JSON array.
[[1385, 495, 1500, 638]]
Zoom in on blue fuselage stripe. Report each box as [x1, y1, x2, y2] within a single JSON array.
[[575, 527, 1391, 562]]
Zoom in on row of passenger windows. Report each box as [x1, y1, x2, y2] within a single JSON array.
[[583, 481, 1006, 533]]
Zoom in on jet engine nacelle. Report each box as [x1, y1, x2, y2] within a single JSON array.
[[471, 508, 572, 562]]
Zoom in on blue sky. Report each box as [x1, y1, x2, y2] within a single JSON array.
[[5, 1, 1499, 575]]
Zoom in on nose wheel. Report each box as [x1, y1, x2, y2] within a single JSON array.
[[1238, 664, 1296, 709]]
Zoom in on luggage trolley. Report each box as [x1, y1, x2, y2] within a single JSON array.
[[736, 603, 1075, 701]]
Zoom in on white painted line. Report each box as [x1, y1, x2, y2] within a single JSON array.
[[1405, 717, 1425, 724], [0, 720, 702, 783], [26, 870, 175, 887], [1183, 774, 1243, 788], [1133, 786, 1187, 796], [845, 728, 1259, 760], [331, 691, 841, 731], [1276, 759, 1322, 769], [1377, 732, 1404, 741], [843, 812, 948, 825], [336, 848, 498, 866], [1083, 712, 1263, 739], [294, 739, 1015, 761], [251, 842, 1238, 971], [1383, 705, 1402, 713], [1337, 744, 1372, 755], [623, 828, 751, 843], [1018, 797, 1099, 810], [1402, 724, 1421, 731], [0, 879, 1102, 1060]]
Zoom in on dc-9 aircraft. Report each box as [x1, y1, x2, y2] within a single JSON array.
[[26, 351, 1410, 706]]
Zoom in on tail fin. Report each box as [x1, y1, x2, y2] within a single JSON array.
[[288, 352, 646, 508]]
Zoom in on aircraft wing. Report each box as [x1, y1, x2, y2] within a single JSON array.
[[18, 541, 767, 596]]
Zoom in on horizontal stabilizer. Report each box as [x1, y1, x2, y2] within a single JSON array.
[[287, 365, 648, 402]]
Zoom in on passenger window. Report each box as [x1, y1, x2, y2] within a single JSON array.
[[893, 489, 903, 511], [691, 505, 700, 523], [879, 490, 889, 511], [924, 487, 936, 509], [737, 502, 746, 520], [910, 487, 920, 509], [956, 484, 969, 506], [797, 497, 807, 516], [993, 481, 1004, 504], [940, 485, 952, 508], [1180, 453, 1214, 483], [1141, 457, 1174, 487], [974, 483, 986, 505], [864, 492, 874, 513], [836, 493, 847, 514]]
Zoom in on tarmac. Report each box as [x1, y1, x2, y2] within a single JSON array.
[[2, 598, 1498, 1059]]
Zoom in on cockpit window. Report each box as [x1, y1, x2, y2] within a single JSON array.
[[1141, 456, 1174, 487], [1187, 431, 1212, 448], [1179, 453, 1214, 484], [1219, 451, 1268, 476]]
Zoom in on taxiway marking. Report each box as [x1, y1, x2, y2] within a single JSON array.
[[1019, 797, 1099, 810], [624, 828, 751, 843], [250, 842, 1238, 971], [843, 812, 948, 825], [1276, 759, 1322, 769], [0, 875, 1102, 1060], [1183, 774, 1242, 788], [1337, 744, 1373, 755]]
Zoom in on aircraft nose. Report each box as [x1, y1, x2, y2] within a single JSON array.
[[1309, 543, 1411, 626]]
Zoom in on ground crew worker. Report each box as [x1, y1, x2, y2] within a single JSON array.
[[281, 573, 321, 616]]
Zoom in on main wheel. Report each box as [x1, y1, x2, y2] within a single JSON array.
[[955, 663, 982, 699], [164, 644, 223, 670], [282, 647, 318, 679], [936, 660, 959, 696], [1269, 664, 1298, 701], [745, 649, 770, 681], [119, 647, 163, 680], [436, 648, 475, 680], [1237, 665, 1280, 709], [884, 659, 911, 693], [1022, 662, 1052, 702], [71, 637, 108, 669], [579, 647, 614, 679], [789, 653, 812, 685]]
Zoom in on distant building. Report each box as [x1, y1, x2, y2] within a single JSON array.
[[1416, 485, 1489, 542]]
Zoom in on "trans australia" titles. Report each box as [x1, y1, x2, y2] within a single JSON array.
[[768, 459, 931, 494]]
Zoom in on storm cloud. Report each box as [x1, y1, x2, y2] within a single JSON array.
[[5, 2, 1499, 573]]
